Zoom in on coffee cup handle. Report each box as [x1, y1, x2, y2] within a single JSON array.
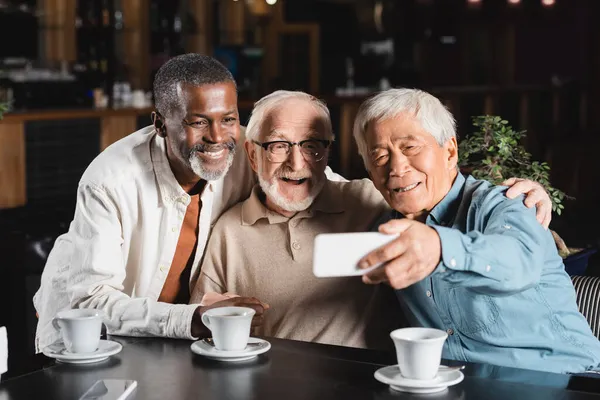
[[52, 317, 63, 332], [201, 313, 212, 332]]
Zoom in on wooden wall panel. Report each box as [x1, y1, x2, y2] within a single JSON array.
[[40, 0, 76, 62], [261, 1, 320, 94], [0, 122, 26, 208], [122, 0, 150, 90], [220, 0, 245, 45], [339, 102, 360, 178], [101, 116, 137, 150], [187, 0, 213, 55]]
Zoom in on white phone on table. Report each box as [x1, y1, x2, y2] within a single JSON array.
[[79, 379, 137, 400], [313, 232, 399, 277]]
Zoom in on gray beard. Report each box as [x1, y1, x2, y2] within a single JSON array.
[[257, 156, 325, 212], [188, 148, 236, 181]]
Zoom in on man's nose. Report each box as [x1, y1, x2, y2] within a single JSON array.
[[204, 123, 227, 144], [286, 145, 305, 170], [389, 152, 411, 176]]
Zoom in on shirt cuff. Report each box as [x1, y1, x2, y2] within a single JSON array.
[[431, 225, 501, 280], [167, 303, 200, 340], [36, 328, 63, 354], [431, 225, 467, 272]]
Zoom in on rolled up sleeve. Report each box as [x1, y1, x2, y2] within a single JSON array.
[[431, 198, 546, 296], [35, 183, 197, 352]]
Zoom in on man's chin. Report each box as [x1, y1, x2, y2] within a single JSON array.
[[190, 153, 234, 181], [390, 203, 427, 218], [261, 183, 314, 212]]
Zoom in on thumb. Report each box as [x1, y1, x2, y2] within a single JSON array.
[[501, 177, 518, 186], [249, 297, 270, 310], [378, 218, 413, 235]]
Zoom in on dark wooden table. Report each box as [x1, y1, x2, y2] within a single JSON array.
[[1, 336, 600, 400]]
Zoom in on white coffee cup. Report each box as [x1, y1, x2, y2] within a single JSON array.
[[52, 309, 103, 354], [390, 327, 448, 380], [201, 306, 255, 351], [0, 326, 7, 378]]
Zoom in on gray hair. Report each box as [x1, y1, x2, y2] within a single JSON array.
[[353, 88, 456, 168], [153, 53, 236, 118], [245, 90, 334, 142]]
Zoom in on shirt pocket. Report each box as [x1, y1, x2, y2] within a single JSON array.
[[448, 287, 500, 335]]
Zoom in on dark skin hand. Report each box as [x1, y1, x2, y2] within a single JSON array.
[[191, 297, 270, 338]]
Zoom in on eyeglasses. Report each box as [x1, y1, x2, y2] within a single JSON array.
[[253, 139, 332, 163]]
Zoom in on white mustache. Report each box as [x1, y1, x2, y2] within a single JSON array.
[[276, 171, 312, 180]]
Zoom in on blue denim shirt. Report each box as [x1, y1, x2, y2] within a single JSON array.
[[380, 173, 600, 374]]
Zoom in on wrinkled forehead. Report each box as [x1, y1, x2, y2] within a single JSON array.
[[366, 112, 432, 144], [260, 99, 329, 141]]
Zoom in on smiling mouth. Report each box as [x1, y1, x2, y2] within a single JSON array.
[[197, 149, 226, 160], [392, 182, 420, 193], [281, 177, 308, 185]]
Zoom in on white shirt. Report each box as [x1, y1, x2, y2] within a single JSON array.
[[34, 125, 343, 352]]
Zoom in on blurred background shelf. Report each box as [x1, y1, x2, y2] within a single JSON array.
[[2, 0, 600, 379]]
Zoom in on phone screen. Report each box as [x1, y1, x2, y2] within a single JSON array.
[[79, 379, 137, 400]]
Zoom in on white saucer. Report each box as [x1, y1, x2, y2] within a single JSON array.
[[42, 339, 123, 364], [190, 337, 271, 362], [374, 365, 464, 394]]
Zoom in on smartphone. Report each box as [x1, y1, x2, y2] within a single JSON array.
[[79, 379, 137, 400], [313, 232, 399, 277]]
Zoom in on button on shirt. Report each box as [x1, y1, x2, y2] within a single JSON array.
[[33, 126, 345, 352], [192, 181, 403, 350], [33, 126, 256, 352], [381, 173, 600, 374]]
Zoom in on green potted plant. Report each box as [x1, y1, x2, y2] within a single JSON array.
[[458, 115, 593, 275], [0, 102, 8, 119]]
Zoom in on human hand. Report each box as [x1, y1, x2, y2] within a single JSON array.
[[502, 177, 551, 229], [358, 219, 442, 289]]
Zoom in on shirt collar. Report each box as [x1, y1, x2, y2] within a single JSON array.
[[241, 180, 345, 226], [427, 171, 466, 226]]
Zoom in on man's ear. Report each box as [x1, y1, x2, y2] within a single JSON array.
[[445, 137, 458, 170], [151, 111, 166, 138], [244, 140, 259, 173]]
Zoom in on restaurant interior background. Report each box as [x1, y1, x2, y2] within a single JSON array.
[[1, 0, 600, 376]]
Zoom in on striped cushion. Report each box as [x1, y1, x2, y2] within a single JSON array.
[[571, 275, 600, 338]]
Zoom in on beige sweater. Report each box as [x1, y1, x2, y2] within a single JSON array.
[[191, 179, 405, 350]]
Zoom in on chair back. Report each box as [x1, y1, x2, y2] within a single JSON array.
[[571, 275, 600, 338]]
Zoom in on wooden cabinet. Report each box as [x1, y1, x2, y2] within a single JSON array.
[[0, 108, 149, 209]]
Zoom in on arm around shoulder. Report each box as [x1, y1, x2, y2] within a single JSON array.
[[434, 192, 547, 296]]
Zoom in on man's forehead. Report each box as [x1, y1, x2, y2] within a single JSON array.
[[179, 82, 236, 101], [264, 127, 323, 140], [367, 115, 428, 142], [261, 109, 328, 139]]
